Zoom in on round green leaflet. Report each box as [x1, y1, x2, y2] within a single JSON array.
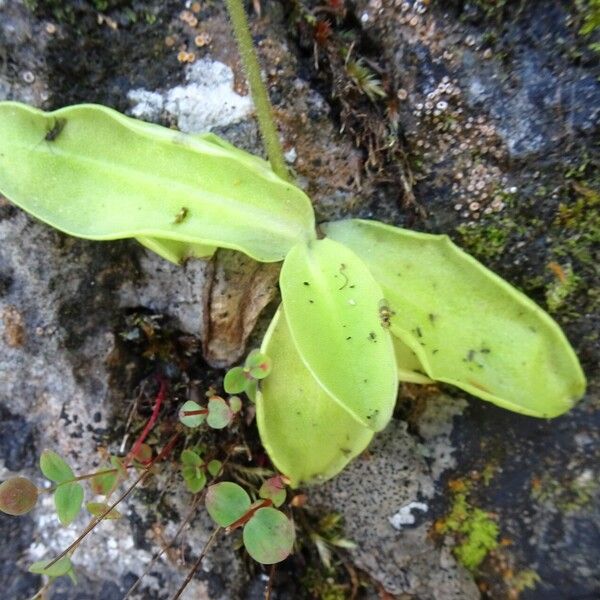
[[0, 477, 38, 516], [256, 308, 374, 487], [0, 102, 316, 263], [322, 219, 586, 417], [29, 556, 73, 578], [179, 400, 206, 428], [243, 507, 295, 564], [55, 482, 84, 526], [40, 450, 74, 483], [279, 238, 398, 431], [207, 397, 234, 429], [205, 482, 251, 527]]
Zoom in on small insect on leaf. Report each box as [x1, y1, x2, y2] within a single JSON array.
[[172, 206, 189, 224], [206, 396, 234, 429], [44, 118, 66, 142], [378, 298, 395, 329], [40, 450, 74, 483], [205, 482, 251, 527], [245, 350, 272, 380], [86, 501, 122, 520], [178, 400, 206, 428], [243, 507, 295, 564], [29, 555, 73, 578], [0, 476, 39, 516], [54, 482, 84, 525]]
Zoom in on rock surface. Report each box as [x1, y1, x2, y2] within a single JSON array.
[[0, 0, 598, 599]]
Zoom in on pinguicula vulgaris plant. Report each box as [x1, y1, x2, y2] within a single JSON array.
[[0, 0, 586, 495]]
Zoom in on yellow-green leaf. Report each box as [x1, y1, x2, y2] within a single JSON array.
[[279, 239, 398, 431], [0, 102, 316, 263], [323, 219, 586, 417], [393, 337, 433, 384], [256, 309, 374, 487], [135, 236, 215, 265]]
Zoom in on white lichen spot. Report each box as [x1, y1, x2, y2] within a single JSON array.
[[128, 90, 164, 121], [128, 58, 253, 134], [389, 501, 428, 530]]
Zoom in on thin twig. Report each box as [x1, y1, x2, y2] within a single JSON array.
[[123, 493, 203, 599], [170, 527, 222, 600], [45, 432, 181, 570], [265, 563, 276, 600]]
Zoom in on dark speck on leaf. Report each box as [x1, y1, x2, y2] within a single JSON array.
[[414, 327, 422, 338], [433, 349, 439, 354], [309, 299, 314, 304], [467, 350, 475, 362], [346, 336, 352, 340], [368, 331, 377, 341], [481, 347, 491, 353], [303, 281, 310, 286], [428, 313, 436, 324]]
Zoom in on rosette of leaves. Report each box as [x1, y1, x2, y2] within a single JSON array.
[[0, 102, 586, 488]]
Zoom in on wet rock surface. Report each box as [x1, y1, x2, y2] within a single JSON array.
[[0, 0, 598, 598]]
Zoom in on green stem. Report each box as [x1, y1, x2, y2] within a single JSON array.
[[225, 0, 292, 182]]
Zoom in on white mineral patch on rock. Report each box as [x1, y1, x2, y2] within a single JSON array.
[[128, 58, 253, 133], [389, 501, 429, 530]]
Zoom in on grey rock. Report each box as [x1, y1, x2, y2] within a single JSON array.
[[313, 418, 479, 599]]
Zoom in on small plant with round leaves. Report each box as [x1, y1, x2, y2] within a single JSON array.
[[224, 350, 272, 402], [180, 449, 208, 494], [179, 392, 243, 431], [205, 481, 295, 564]]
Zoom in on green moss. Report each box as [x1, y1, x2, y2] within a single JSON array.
[[512, 569, 542, 593], [24, 0, 134, 24], [302, 567, 348, 600], [437, 480, 500, 572], [577, 0, 600, 36], [456, 218, 515, 261], [548, 181, 600, 317], [545, 263, 581, 313], [575, 0, 600, 53], [453, 508, 500, 571], [532, 472, 597, 513]]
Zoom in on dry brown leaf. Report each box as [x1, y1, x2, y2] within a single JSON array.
[[202, 250, 279, 367]]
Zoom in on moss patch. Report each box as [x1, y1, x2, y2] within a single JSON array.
[[436, 479, 500, 572]]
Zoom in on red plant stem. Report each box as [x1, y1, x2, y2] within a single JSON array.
[[227, 498, 273, 532], [125, 376, 168, 468], [182, 409, 209, 416]]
